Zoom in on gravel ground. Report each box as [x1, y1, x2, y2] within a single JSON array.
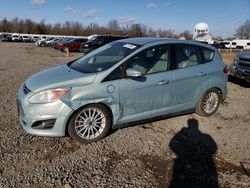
[[0, 42, 249, 187]]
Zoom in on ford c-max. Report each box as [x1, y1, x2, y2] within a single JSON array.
[[17, 38, 228, 144]]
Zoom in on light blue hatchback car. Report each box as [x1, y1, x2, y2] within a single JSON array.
[[17, 38, 228, 144]]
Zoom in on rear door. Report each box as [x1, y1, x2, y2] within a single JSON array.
[[171, 44, 209, 112]]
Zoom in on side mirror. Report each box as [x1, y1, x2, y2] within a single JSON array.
[[126, 68, 142, 78]]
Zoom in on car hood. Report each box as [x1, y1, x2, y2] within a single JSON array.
[[25, 64, 96, 92], [239, 51, 250, 60]]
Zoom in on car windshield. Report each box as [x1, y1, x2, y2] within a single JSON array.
[[88, 36, 98, 42], [64, 38, 73, 42], [69, 41, 141, 73]]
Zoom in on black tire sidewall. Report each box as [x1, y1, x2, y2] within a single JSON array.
[[68, 104, 111, 144]]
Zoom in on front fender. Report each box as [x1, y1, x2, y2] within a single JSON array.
[[61, 82, 121, 127]]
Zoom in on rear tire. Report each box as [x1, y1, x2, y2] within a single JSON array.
[[68, 104, 111, 144], [196, 89, 221, 117]]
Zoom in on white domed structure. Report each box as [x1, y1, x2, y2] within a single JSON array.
[[193, 22, 209, 38], [193, 22, 214, 44]]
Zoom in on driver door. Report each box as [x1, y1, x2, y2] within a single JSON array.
[[118, 45, 174, 124]]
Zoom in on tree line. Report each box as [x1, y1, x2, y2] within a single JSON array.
[[0, 17, 193, 39], [0, 17, 249, 39]]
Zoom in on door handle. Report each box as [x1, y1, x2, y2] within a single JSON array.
[[198, 72, 207, 76], [158, 80, 170, 85]]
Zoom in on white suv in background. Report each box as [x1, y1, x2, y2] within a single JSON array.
[[12, 34, 20, 41]]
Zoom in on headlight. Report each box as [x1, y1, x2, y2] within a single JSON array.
[[84, 44, 89, 47], [28, 88, 71, 104]]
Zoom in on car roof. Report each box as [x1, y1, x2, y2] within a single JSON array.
[[118, 37, 215, 50], [119, 37, 168, 45]]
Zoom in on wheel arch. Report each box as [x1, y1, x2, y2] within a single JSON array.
[[65, 102, 114, 136], [197, 87, 223, 105]]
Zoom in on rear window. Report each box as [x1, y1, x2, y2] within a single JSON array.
[[202, 48, 215, 62]]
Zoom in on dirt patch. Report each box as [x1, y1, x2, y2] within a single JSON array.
[[220, 51, 237, 65]]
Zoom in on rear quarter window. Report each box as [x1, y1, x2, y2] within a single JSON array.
[[202, 48, 215, 63]]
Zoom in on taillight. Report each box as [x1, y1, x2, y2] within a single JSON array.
[[223, 65, 230, 74]]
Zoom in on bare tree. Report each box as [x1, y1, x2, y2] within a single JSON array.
[[0, 18, 11, 32], [128, 23, 148, 37], [107, 20, 120, 31], [158, 29, 176, 38], [147, 27, 157, 37], [179, 30, 192, 40], [24, 19, 36, 34], [36, 19, 47, 34], [235, 20, 250, 39]]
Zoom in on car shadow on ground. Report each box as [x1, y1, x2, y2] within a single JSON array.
[[228, 75, 250, 88], [169, 118, 218, 188]]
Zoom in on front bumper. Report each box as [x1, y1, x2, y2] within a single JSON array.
[[17, 84, 74, 137], [229, 65, 250, 82]]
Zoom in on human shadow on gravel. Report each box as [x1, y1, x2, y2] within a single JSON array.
[[169, 118, 218, 188]]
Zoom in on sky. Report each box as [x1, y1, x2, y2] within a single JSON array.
[[0, 0, 250, 37]]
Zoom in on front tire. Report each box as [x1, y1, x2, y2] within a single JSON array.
[[68, 104, 111, 144], [196, 89, 221, 117]]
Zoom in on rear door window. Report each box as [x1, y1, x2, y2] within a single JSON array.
[[175, 44, 202, 69]]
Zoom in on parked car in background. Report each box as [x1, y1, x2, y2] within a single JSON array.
[[80, 35, 128, 54], [0, 33, 12, 41], [12, 34, 20, 42], [17, 38, 228, 144], [21, 35, 30, 42], [211, 42, 228, 49], [40, 36, 47, 40], [45, 38, 61, 47], [57, 38, 88, 52], [35, 38, 47, 46], [195, 41, 208, 44], [54, 38, 73, 49], [39, 37, 55, 47], [229, 51, 250, 82], [31, 36, 40, 43]]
